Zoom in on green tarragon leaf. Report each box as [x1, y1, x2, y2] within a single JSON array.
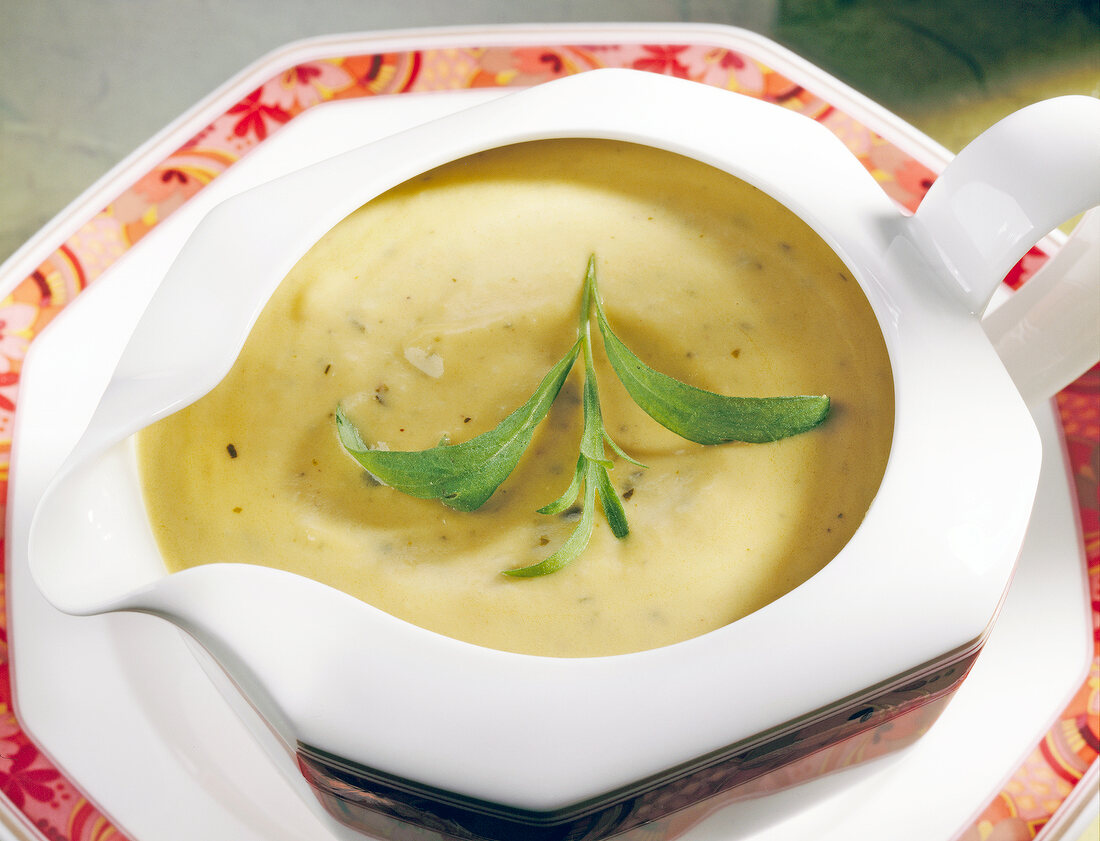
[[587, 257, 830, 444], [537, 454, 585, 516], [506, 462, 599, 578], [594, 464, 630, 539], [336, 339, 581, 511]]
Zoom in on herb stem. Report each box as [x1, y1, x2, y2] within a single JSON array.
[[506, 260, 631, 576]]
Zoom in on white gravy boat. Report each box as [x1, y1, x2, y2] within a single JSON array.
[[26, 70, 1100, 840]]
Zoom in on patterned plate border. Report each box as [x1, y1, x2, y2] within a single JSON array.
[[0, 35, 1095, 841]]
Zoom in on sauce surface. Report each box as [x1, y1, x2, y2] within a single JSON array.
[[137, 140, 894, 657]]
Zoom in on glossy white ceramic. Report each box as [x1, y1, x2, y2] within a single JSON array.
[[24, 68, 1100, 826]]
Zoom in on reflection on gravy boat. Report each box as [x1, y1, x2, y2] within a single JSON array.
[[26, 70, 1099, 841], [136, 139, 894, 658]]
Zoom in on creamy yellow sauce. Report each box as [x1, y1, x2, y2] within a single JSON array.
[[137, 140, 894, 658]]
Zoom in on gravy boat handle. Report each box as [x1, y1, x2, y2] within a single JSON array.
[[981, 206, 1100, 406], [914, 95, 1100, 404]]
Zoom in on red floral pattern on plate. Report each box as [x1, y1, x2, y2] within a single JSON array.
[[0, 39, 1094, 841]]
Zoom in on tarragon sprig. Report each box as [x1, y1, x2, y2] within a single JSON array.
[[337, 255, 830, 576], [503, 263, 637, 576]]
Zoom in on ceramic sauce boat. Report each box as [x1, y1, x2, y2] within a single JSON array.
[[26, 69, 1100, 840]]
